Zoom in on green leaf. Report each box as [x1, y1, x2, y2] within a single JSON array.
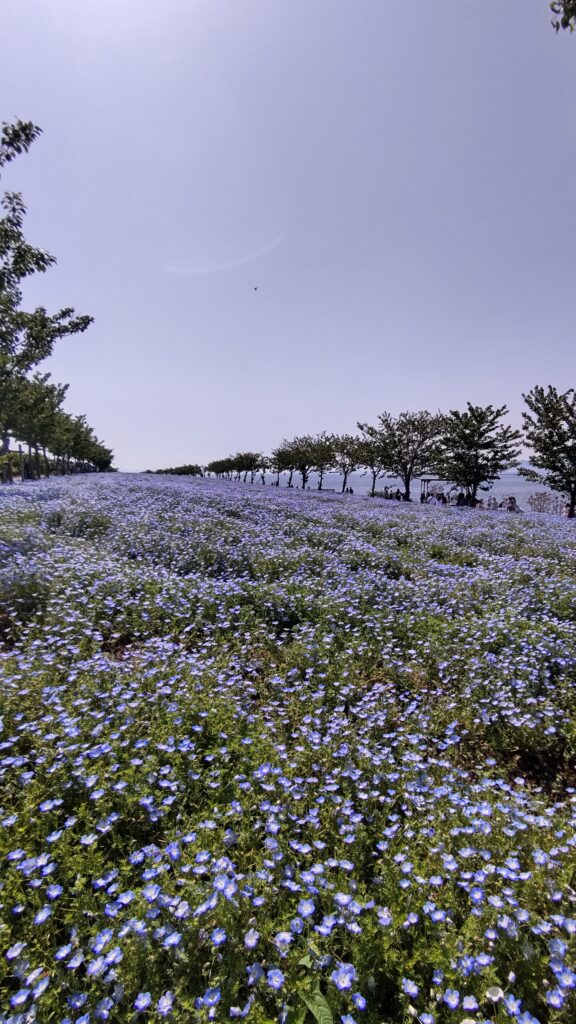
[[298, 985, 334, 1024], [286, 1000, 308, 1024]]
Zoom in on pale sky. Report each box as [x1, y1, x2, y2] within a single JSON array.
[[2, 0, 575, 470]]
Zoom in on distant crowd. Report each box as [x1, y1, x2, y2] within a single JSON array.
[[421, 490, 521, 511]]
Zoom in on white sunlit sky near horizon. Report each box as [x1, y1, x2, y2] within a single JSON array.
[[2, 0, 576, 470]]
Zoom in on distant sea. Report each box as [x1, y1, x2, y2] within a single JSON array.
[[264, 467, 554, 508]]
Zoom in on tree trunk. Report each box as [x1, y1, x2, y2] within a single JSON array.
[[287, 470, 293, 487], [341, 471, 349, 493], [370, 469, 377, 496], [568, 489, 576, 519]]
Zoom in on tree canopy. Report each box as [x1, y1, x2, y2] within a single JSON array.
[[0, 120, 113, 479], [520, 385, 576, 517], [433, 404, 522, 503], [361, 411, 444, 502]]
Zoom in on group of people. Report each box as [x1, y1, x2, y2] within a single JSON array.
[[423, 490, 522, 512], [380, 487, 404, 501]]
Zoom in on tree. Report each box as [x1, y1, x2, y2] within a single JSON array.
[[358, 411, 442, 501], [356, 425, 389, 496], [283, 435, 315, 489], [520, 385, 576, 518], [551, 1, 576, 31], [309, 431, 335, 490], [373, 410, 444, 502], [332, 433, 361, 493], [270, 444, 293, 487], [9, 372, 67, 478], [1, 119, 93, 461], [433, 403, 522, 504], [149, 464, 203, 476]]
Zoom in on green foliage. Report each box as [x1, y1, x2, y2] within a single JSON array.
[[0, 120, 93, 379], [298, 983, 334, 1024], [274, 435, 317, 489], [433, 403, 522, 502], [309, 432, 336, 490], [150, 464, 204, 476], [355, 427, 388, 496], [551, 0, 576, 30], [330, 434, 362, 493], [0, 119, 113, 477], [520, 385, 576, 518], [359, 411, 443, 502]]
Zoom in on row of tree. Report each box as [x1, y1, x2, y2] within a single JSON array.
[[0, 120, 113, 482], [195, 392, 576, 517]]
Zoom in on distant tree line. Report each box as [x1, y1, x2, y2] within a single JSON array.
[[146, 464, 204, 477], [161, 392, 575, 517], [0, 120, 113, 483]]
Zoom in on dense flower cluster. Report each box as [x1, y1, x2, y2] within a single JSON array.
[[0, 475, 575, 1024]]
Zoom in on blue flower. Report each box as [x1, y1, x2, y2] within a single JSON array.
[[211, 927, 227, 946], [267, 969, 285, 990], [244, 928, 260, 949], [95, 996, 114, 1019], [6, 942, 27, 960], [273, 931, 293, 953], [34, 905, 52, 925], [443, 989, 460, 1009], [331, 964, 357, 991], [203, 987, 221, 1007], [462, 995, 478, 1010], [298, 898, 315, 918], [157, 991, 174, 1015], [247, 963, 264, 986], [10, 989, 30, 1008], [134, 992, 152, 1011], [545, 988, 564, 1009], [32, 976, 50, 999]]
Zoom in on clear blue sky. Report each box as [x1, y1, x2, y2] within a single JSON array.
[[2, 0, 575, 470]]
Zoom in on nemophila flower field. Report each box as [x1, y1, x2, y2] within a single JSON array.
[[1, 476, 575, 1024]]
